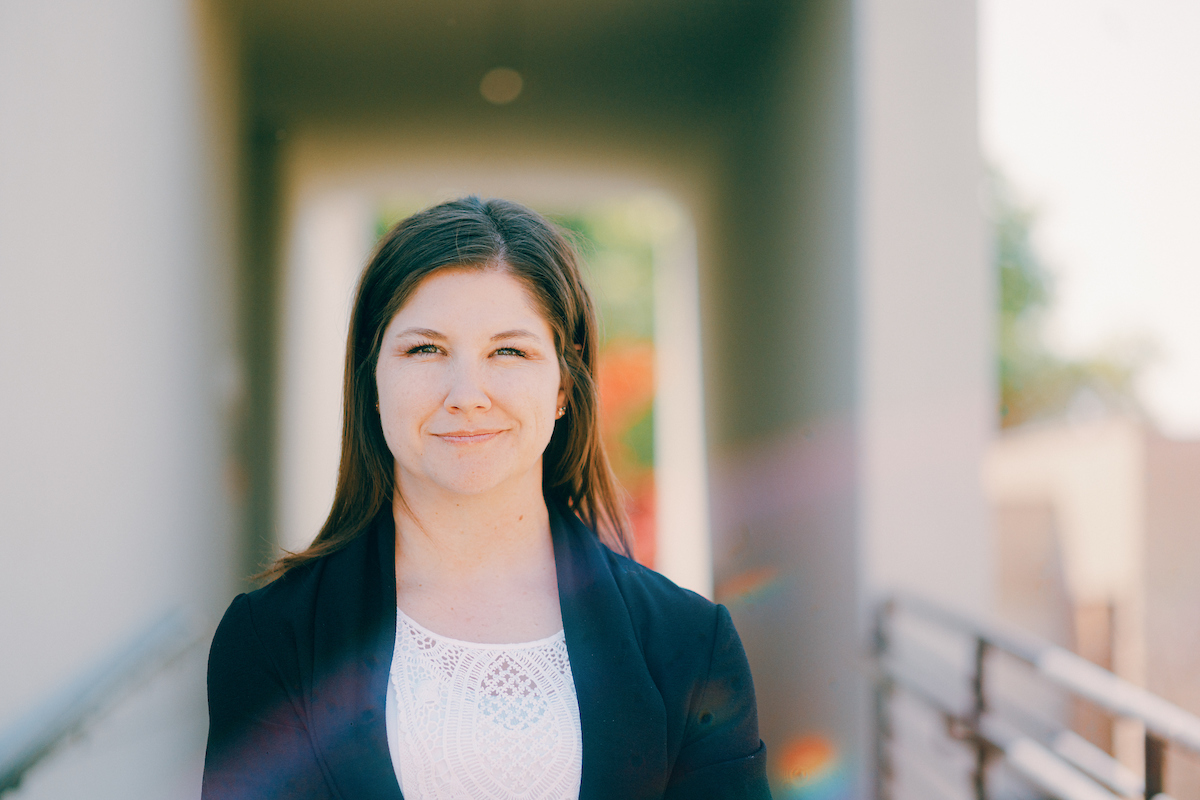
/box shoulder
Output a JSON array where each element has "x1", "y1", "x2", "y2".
[
  {"x1": 594, "y1": 545, "x2": 736, "y2": 683},
  {"x1": 209, "y1": 532, "x2": 370, "y2": 677},
  {"x1": 216, "y1": 523, "x2": 384, "y2": 645},
  {"x1": 552, "y1": 502, "x2": 721, "y2": 654},
  {"x1": 213, "y1": 556, "x2": 319, "y2": 642},
  {"x1": 599, "y1": 546, "x2": 718, "y2": 635},
  {"x1": 205, "y1": 567, "x2": 326, "y2": 758},
  {"x1": 589, "y1": 542, "x2": 767, "y2": 797},
  {"x1": 243, "y1": 557, "x2": 324, "y2": 623},
  {"x1": 208, "y1": 560, "x2": 323, "y2": 691},
  {"x1": 211, "y1": 518, "x2": 395, "y2": 691},
  {"x1": 205, "y1": 563, "x2": 344, "y2": 795}
]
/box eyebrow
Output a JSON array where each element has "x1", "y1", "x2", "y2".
[
  {"x1": 391, "y1": 327, "x2": 544, "y2": 342},
  {"x1": 392, "y1": 327, "x2": 444, "y2": 340},
  {"x1": 490, "y1": 329, "x2": 543, "y2": 342}
]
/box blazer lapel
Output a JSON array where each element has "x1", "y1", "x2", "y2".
[
  {"x1": 552, "y1": 504, "x2": 669, "y2": 800},
  {"x1": 308, "y1": 513, "x2": 405, "y2": 799}
]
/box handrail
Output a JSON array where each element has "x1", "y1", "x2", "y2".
[
  {"x1": 0, "y1": 608, "x2": 201, "y2": 795},
  {"x1": 877, "y1": 592, "x2": 1197, "y2": 800},
  {"x1": 1049, "y1": 729, "x2": 1144, "y2": 798},
  {"x1": 893, "y1": 591, "x2": 1200, "y2": 755},
  {"x1": 880, "y1": 650, "x2": 1124, "y2": 800}
]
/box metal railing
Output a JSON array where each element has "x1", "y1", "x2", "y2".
[
  {"x1": 875, "y1": 593, "x2": 1200, "y2": 800},
  {"x1": 0, "y1": 609, "x2": 201, "y2": 795}
]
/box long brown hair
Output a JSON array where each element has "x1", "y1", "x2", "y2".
[{"x1": 263, "y1": 197, "x2": 630, "y2": 580}]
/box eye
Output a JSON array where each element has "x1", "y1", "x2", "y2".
[
  {"x1": 404, "y1": 342, "x2": 440, "y2": 355},
  {"x1": 494, "y1": 346, "x2": 528, "y2": 357}
]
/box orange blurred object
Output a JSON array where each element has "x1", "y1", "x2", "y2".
[
  {"x1": 596, "y1": 340, "x2": 656, "y2": 566},
  {"x1": 777, "y1": 733, "x2": 839, "y2": 785}
]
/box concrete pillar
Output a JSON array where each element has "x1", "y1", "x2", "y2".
[
  {"x1": 705, "y1": 1, "x2": 988, "y2": 795},
  {"x1": 859, "y1": 0, "x2": 991, "y2": 616}
]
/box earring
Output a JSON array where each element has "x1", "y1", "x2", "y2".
[{"x1": 556, "y1": 406, "x2": 566, "y2": 419}]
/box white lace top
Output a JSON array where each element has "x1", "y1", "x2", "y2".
[{"x1": 385, "y1": 608, "x2": 583, "y2": 800}]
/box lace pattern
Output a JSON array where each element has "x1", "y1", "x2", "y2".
[{"x1": 386, "y1": 608, "x2": 582, "y2": 799}]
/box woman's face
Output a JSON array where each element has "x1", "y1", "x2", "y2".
[{"x1": 375, "y1": 268, "x2": 566, "y2": 502}]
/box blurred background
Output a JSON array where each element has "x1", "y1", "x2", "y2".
[{"x1": 1, "y1": 0, "x2": 1197, "y2": 798}]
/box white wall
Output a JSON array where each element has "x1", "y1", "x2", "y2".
[
  {"x1": 0, "y1": 0, "x2": 239, "y2": 794},
  {"x1": 276, "y1": 189, "x2": 374, "y2": 554}
]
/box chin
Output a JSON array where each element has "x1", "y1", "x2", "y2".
[
  {"x1": 426, "y1": 467, "x2": 519, "y2": 498},
  {"x1": 403, "y1": 455, "x2": 543, "y2": 500}
]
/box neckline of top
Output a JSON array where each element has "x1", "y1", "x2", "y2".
[{"x1": 395, "y1": 606, "x2": 566, "y2": 651}]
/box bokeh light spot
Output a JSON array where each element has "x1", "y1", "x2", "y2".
[{"x1": 480, "y1": 67, "x2": 523, "y2": 104}]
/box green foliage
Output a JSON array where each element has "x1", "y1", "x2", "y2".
[
  {"x1": 551, "y1": 208, "x2": 655, "y2": 344},
  {"x1": 993, "y1": 173, "x2": 1141, "y2": 428},
  {"x1": 621, "y1": 406, "x2": 655, "y2": 468},
  {"x1": 376, "y1": 196, "x2": 436, "y2": 241}
]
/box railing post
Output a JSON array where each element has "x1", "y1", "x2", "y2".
[
  {"x1": 1144, "y1": 731, "x2": 1165, "y2": 799},
  {"x1": 873, "y1": 600, "x2": 895, "y2": 800},
  {"x1": 971, "y1": 637, "x2": 990, "y2": 800}
]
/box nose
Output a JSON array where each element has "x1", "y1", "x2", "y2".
[{"x1": 443, "y1": 358, "x2": 491, "y2": 414}]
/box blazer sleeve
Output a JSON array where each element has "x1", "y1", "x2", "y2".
[
  {"x1": 202, "y1": 593, "x2": 333, "y2": 799},
  {"x1": 665, "y1": 604, "x2": 772, "y2": 800}
]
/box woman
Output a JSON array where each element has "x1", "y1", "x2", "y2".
[{"x1": 203, "y1": 197, "x2": 770, "y2": 799}]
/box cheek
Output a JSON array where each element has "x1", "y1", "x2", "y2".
[
  {"x1": 496, "y1": 367, "x2": 561, "y2": 415},
  {"x1": 376, "y1": 371, "x2": 434, "y2": 443}
]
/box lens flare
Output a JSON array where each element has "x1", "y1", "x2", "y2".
[{"x1": 777, "y1": 733, "x2": 851, "y2": 800}]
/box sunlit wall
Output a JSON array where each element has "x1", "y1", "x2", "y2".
[{"x1": 0, "y1": 0, "x2": 242, "y2": 795}]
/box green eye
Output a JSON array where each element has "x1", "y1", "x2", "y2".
[
  {"x1": 406, "y1": 343, "x2": 438, "y2": 355},
  {"x1": 495, "y1": 347, "x2": 527, "y2": 357}
]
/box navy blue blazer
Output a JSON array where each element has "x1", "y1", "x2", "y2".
[{"x1": 203, "y1": 503, "x2": 771, "y2": 799}]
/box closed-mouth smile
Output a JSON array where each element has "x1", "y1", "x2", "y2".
[{"x1": 434, "y1": 430, "x2": 503, "y2": 444}]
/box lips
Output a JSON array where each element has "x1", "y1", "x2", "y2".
[{"x1": 433, "y1": 430, "x2": 503, "y2": 444}]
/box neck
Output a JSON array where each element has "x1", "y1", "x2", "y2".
[{"x1": 392, "y1": 473, "x2": 553, "y2": 583}]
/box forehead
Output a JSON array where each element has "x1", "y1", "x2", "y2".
[{"x1": 388, "y1": 267, "x2": 554, "y2": 336}]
